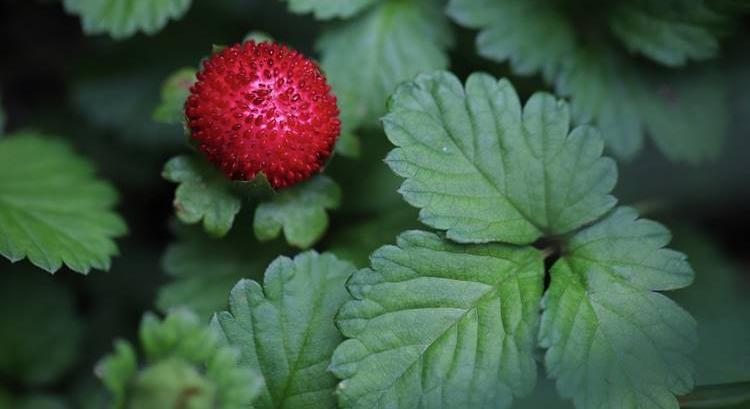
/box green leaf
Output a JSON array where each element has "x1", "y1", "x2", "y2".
[
  {"x1": 157, "y1": 223, "x2": 285, "y2": 320},
  {"x1": 557, "y1": 49, "x2": 728, "y2": 162},
  {"x1": 254, "y1": 175, "x2": 341, "y2": 248},
  {"x1": 330, "y1": 230, "x2": 544, "y2": 409},
  {"x1": 285, "y1": 0, "x2": 379, "y2": 20},
  {"x1": 0, "y1": 133, "x2": 127, "y2": 274},
  {"x1": 317, "y1": 0, "x2": 453, "y2": 131},
  {"x1": 609, "y1": 0, "x2": 726, "y2": 67},
  {"x1": 63, "y1": 0, "x2": 193, "y2": 39},
  {"x1": 98, "y1": 309, "x2": 260, "y2": 409},
  {"x1": 0, "y1": 268, "x2": 83, "y2": 386},
  {"x1": 163, "y1": 155, "x2": 241, "y2": 237},
  {"x1": 212, "y1": 252, "x2": 356, "y2": 409},
  {"x1": 671, "y1": 229, "x2": 750, "y2": 386},
  {"x1": 447, "y1": 0, "x2": 575, "y2": 79},
  {"x1": 384, "y1": 71, "x2": 616, "y2": 245},
  {"x1": 448, "y1": 0, "x2": 733, "y2": 163},
  {"x1": 12, "y1": 396, "x2": 70, "y2": 409},
  {"x1": 539, "y1": 207, "x2": 697, "y2": 409},
  {"x1": 153, "y1": 67, "x2": 196, "y2": 125}
]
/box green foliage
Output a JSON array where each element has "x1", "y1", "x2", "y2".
[
  {"x1": 331, "y1": 71, "x2": 700, "y2": 409},
  {"x1": 212, "y1": 252, "x2": 355, "y2": 409},
  {"x1": 317, "y1": 0, "x2": 453, "y2": 131},
  {"x1": 158, "y1": 223, "x2": 285, "y2": 320},
  {"x1": 254, "y1": 175, "x2": 341, "y2": 248},
  {"x1": 98, "y1": 309, "x2": 260, "y2": 409},
  {"x1": 384, "y1": 71, "x2": 616, "y2": 244},
  {"x1": 163, "y1": 155, "x2": 241, "y2": 237},
  {"x1": 63, "y1": 0, "x2": 193, "y2": 39},
  {"x1": 539, "y1": 207, "x2": 696, "y2": 409},
  {"x1": 153, "y1": 67, "x2": 196, "y2": 125},
  {"x1": 164, "y1": 155, "x2": 340, "y2": 247},
  {"x1": 0, "y1": 132, "x2": 126, "y2": 274},
  {"x1": 0, "y1": 270, "x2": 83, "y2": 386},
  {"x1": 330, "y1": 230, "x2": 544, "y2": 409},
  {"x1": 447, "y1": 0, "x2": 737, "y2": 162},
  {"x1": 284, "y1": 0, "x2": 379, "y2": 20}
]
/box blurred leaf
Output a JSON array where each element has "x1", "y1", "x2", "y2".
[
  {"x1": 447, "y1": 0, "x2": 574, "y2": 78},
  {"x1": 680, "y1": 382, "x2": 750, "y2": 408},
  {"x1": 672, "y1": 230, "x2": 750, "y2": 386},
  {"x1": 539, "y1": 207, "x2": 696, "y2": 409},
  {"x1": 449, "y1": 0, "x2": 734, "y2": 163},
  {"x1": 0, "y1": 132, "x2": 127, "y2": 274},
  {"x1": 328, "y1": 207, "x2": 417, "y2": 267},
  {"x1": 558, "y1": 48, "x2": 728, "y2": 162},
  {"x1": 335, "y1": 130, "x2": 361, "y2": 158},
  {"x1": 98, "y1": 309, "x2": 260, "y2": 409},
  {"x1": 163, "y1": 155, "x2": 241, "y2": 237},
  {"x1": 254, "y1": 175, "x2": 340, "y2": 248},
  {"x1": 243, "y1": 31, "x2": 274, "y2": 43},
  {"x1": 0, "y1": 267, "x2": 83, "y2": 386},
  {"x1": 0, "y1": 93, "x2": 5, "y2": 136},
  {"x1": 158, "y1": 223, "x2": 285, "y2": 320},
  {"x1": 384, "y1": 71, "x2": 616, "y2": 245},
  {"x1": 285, "y1": 0, "x2": 379, "y2": 20},
  {"x1": 317, "y1": 0, "x2": 453, "y2": 131},
  {"x1": 72, "y1": 72, "x2": 184, "y2": 149},
  {"x1": 330, "y1": 230, "x2": 543, "y2": 409},
  {"x1": 610, "y1": 0, "x2": 726, "y2": 67},
  {"x1": 63, "y1": 0, "x2": 193, "y2": 40},
  {"x1": 153, "y1": 67, "x2": 196, "y2": 125},
  {"x1": 213, "y1": 252, "x2": 355, "y2": 409}
]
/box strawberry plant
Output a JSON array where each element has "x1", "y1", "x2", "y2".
[{"x1": 1, "y1": 1, "x2": 749, "y2": 409}]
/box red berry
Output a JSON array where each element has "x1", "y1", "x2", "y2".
[{"x1": 185, "y1": 41, "x2": 340, "y2": 189}]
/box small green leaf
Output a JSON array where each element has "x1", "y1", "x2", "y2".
[
  {"x1": 0, "y1": 268, "x2": 83, "y2": 386},
  {"x1": 63, "y1": 0, "x2": 193, "y2": 39},
  {"x1": 163, "y1": 155, "x2": 241, "y2": 237},
  {"x1": 384, "y1": 71, "x2": 616, "y2": 245},
  {"x1": 212, "y1": 252, "x2": 356, "y2": 409},
  {"x1": 610, "y1": 0, "x2": 726, "y2": 67},
  {"x1": 285, "y1": 0, "x2": 378, "y2": 20},
  {"x1": 98, "y1": 309, "x2": 260, "y2": 409},
  {"x1": 317, "y1": 0, "x2": 453, "y2": 130},
  {"x1": 330, "y1": 230, "x2": 544, "y2": 409},
  {"x1": 158, "y1": 223, "x2": 285, "y2": 320},
  {"x1": 335, "y1": 130, "x2": 361, "y2": 158},
  {"x1": 254, "y1": 175, "x2": 341, "y2": 248},
  {"x1": 0, "y1": 132, "x2": 127, "y2": 274},
  {"x1": 153, "y1": 68, "x2": 196, "y2": 125},
  {"x1": 539, "y1": 207, "x2": 697, "y2": 409}
]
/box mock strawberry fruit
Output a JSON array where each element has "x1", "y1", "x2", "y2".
[{"x1": 185, "y1": 41, "x2": 340, "y2": 189}]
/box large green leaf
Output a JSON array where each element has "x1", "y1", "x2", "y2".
[
  {"x1": 254, "y1": 175, "x2": 341, "y2": 249},
  {"x1": 330, "y1": 230, "x2": 544, "y2": 409},
  {"x1": 0, "y1": 268, "x2": 83, "y2": 386},
  {"x1": 384, "y1": 71, "x2": 616, "y2": 245},
  {"x1": 285, "y1": 0, "x2": 378, "y2": 20},
  {"x1": 212, "y1": 252, "x2": 355, "y2": 409},
  {"x1": 63, "y1": 0, "x2": 193, "y2": 39},
  {"x1": 157, "y1": 223, "x2": 285, "y2": 320},
  {"x1": 317, "y1": 0, "x2": 453, "y2": 131},
  {"x1": 0, "y1": 133, "x2": 126, "y2": 274},
  {"x1": 539, "y1": 207, "x2": 696, "y2": 409},
  {"x1": 162, "y1": 155, "x2": 241, "y2": 237}
]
